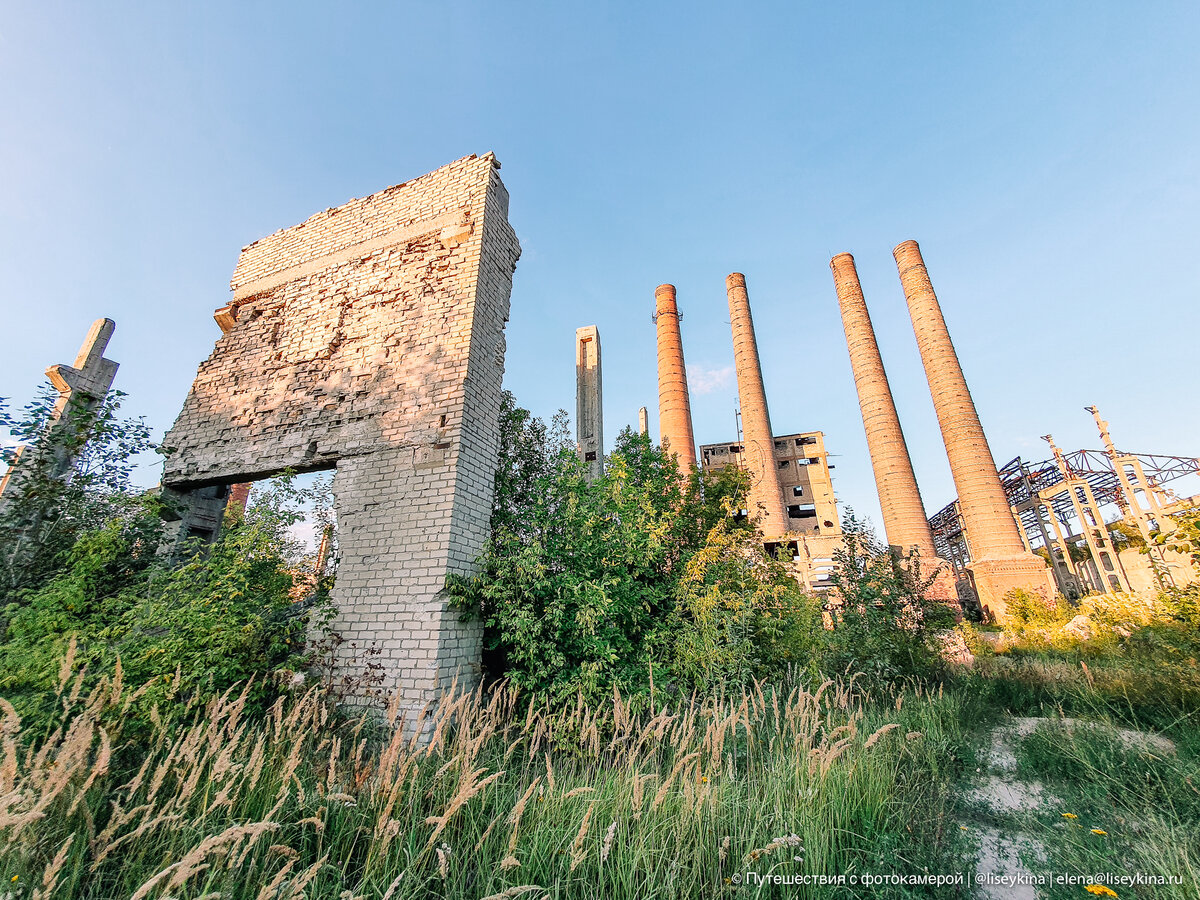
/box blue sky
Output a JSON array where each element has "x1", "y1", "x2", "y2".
[{"x1": 2, "y1": 1, "x2": 1198, "y2": 531}]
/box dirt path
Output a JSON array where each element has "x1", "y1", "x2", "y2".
[
  {"x1": 964, "y1": 719, "x2": 1051, "y2": 899},
  {"x1": 962, "y1": 716, "x2": 1176, "y2": 898}
]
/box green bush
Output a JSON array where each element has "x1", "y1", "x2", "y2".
[
  {"x1": 821, "y1": 514, "x2": 950, "y2": 687},
  {"x1": 0, "y1": 474, "x2": 333, "y2": 733},
  {"x1": 449, "y1": 393, "x2": 821, "y2": 704},
  {"x1": 1004, "y1": 586, "x2": 1066, "y2": 626}
]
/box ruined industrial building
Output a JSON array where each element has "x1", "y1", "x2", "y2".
[{"x1": 4, "y1": 152, "x2": 1199, "y2": 706}]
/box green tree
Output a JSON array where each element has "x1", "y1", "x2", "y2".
[
  {"x1": 450, "y1": 392, "x2": 818, "y2": 703},
  {"x1": 824, "y1": 512, "x2": 950, "y2": 686},
  {"x1": 0, "y1": 385, "x2": 153, "y2": 599}
]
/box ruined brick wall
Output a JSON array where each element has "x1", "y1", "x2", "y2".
[{"x1": 161, "y1": 153, "x2": 520, "y2": 706}]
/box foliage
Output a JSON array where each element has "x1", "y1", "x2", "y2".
[
  {"x1": 672, "y1": 512, "x2": 822, "y2": 690},
  {"x1": 449, "y1": 392, "x2": 815, "y2": 704},
  {"x1": 1004, "y1": 587, "x2": 1068, "y2": 627},
  {"x1": 1157, "y1": 507, "x2": 1200, "y2": 569},
  {"x1": 823, "y1": 512, "x2": 952, "y2": 687},
  {"x1": 0, "y1": 473, "x2": 334, "y2": 731},
  {"x1": 0, "y1": 385, "x2": 154, "y2": 599}
]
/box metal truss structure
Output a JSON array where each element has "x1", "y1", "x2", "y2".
[{"x1": 929, "y1": 449, "x2": 1200, "y2": 569}]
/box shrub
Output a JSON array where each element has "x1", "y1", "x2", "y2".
[
  {"x1": 823, "y1": 513, "x2": 949, "y2": 687},
  {"x1": 0, "y1": 473, "x2": 332, "y2": 732},
  {"x1": 1004, "y1": 587, "x2": 1066, "y2": 627}
]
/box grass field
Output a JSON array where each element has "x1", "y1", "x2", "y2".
[{"x1": 3, "y1": 624, "x2": 1198, "y2": 899}]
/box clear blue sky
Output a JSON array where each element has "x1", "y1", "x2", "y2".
[{"x1": 3, "y1": 1, "x2": 1199, "y2": 530}]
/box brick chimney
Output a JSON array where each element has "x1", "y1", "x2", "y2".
[
  {"x1": 894, "y1": 240, "x2": 1050, "y2": 619},
  {"x1": 726, "y1": 273, "x2": 788, "y2": 538},
  {"x1": 654, "y1": 284, "x2": 697, "y2": 472}
]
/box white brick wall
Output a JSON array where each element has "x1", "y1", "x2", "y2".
[{"x1": 161, "y1": 154, "x2": 520, "y2": 711}]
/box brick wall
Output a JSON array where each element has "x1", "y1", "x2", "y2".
[{"x1": 161, "y1": 153, "x2": 520, "y2": 709}]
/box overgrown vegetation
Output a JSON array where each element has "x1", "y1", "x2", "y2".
[
  {"x1": 0, "y1": 669, "x2": 977, "y2": 899},
  {"x1": 3, "y1": 384, "x2": 1199, "y2": 896},
  {"x1": 0, "y1": 387, "x2": 334, "y2": 736},
  {"x1": 448, "y1": 393, "x2": 829, "y2": 704}
]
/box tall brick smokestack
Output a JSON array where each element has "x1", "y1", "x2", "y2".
[
  {"x1": 831, "y1": 253, "x2": 937, "y2": 558},
  {"x1": 654, "y1": 284, "x2": 697, "y2": 472},
  {"x1": 726, "y1": 273, "x2": 788, "y2": 538},
  {"x1": 893, "y1": 240, "x2": 1050, "y2": 619}
]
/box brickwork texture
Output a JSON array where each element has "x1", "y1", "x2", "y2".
[{"x1": 161, "y1": 153, "x2": 520, "y2": 708}]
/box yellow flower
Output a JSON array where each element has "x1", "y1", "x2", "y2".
[
  {"x1": 1091, "y1": 829, "x2": 1107, "y2": 836},
  {"x1": 701, "y1": 776, "x2": 709, "y2": 783},
  {"x1": 1085, "y1": 885, "x2": 1117, "y2": 897},
  {"x1": 960, "y1": 825, "x2": 968, "y2": 831},
  {"x1": 11, "y1": 875, "x2": 18, "y2": 882},
  {"x1": 1062, "y1": 813, "x2": 1078, "y2": 819}
]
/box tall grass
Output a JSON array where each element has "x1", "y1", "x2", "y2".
[{"x1": 0, "y1": 669, "x2": 970, "y2": 898}]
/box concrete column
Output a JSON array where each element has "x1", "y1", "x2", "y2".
[
  {"x1": 575, "y1": 325, "x2": 604, "y2": 481},
  {"x1": 638, "y1": 406, "x2": 648, "y2": 437},
  {"x1": 654, "y1": 285, "x2": 697, "y2": 472},
  {"x1": 0, "y1": 318, "x2": 120, "y2": 506},
  {"x1": 725, "y1": 273, "x2": 788, "y2": 538},
  {"x1": 893, "y1": 240, "x2": 1051, "y2": 620}
]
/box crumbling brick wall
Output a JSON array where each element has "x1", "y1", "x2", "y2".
[{"x1": 161, "y1": 153, "x2": 520, "y2": 708}]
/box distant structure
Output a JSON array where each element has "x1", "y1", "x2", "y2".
[
  {"x1": 704, "y1": 428, "x2": 845, "y2": 594},
  {"x1": 893, "y1": 240, "x2": 1052, "y2": 619},
  {"x1": 0, "y1": 318, "x2": 120, "y2": 507},
  {"x1": 830, "y1": 253, "x2": 957, "y2": 605},
  {"x1": 158, "y1": 154, "x2": 520, "y2": 710},
  {"x1": 638, "y1": 406, "x2": 648, "y2": 437},
  {"x1": 929, "y1": 426, "x2": 1199, "y2": 596},
  {"x1": 575, "y1": 325, "x2": 604, "y2": 481},
  {"x1": 725, "y1": 273, "x2": 788, "y2": 537},
  {"x1": 654, "y1": 284, "x2": 697, "y2": 471},
  {"x1": 700, "y1": 431, "x2": 840, "y2": 535}
]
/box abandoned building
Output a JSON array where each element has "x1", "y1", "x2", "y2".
[
  {"x1": 157, "y1": 153, "x2": 520, "y2": 712},
  {"x1": 699, "y1": 433, "x2": 839, "y2": 535},
  {"x1": 929, "y1": 424, "x2": 1200, "y2": 598},
  {"x1": 699, "y1": 432, "x2": 843, "y2": 592},
  {"x1": 7, "y1": 149, "x2": 1200, "y2": 708}
]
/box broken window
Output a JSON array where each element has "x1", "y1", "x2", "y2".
[
  {"x1": 778, "y1": 460, "x2": 790, "y2": 469},
  {"x1": 791, "y1": 485, "x2": 804, "y2": 497},
  {"x1": 787, "y1": 504, "x2": 817, "y2": 519}
]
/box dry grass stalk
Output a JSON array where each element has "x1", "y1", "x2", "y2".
[
  {"x1": 424, "y1": 767, "x2": 505, "y2": 848},
  {"x1": 569, "y1": 802, "x2": 595, "y2": 871},
  {"x1": 480, "y1": 886, "x2": 545, "y2": 900},
  {"x1": 651, "y1": 751, "x2": 699, "y2": 810},
  {"x1": 600, "y1": 818, "x2": 617, "y2": 863},
  {"x1": 863, "y1": 723, "x2": 900, "y2": 750},
  {"x1": 505, "y1": 775, "x2": 542, "y2": 855},
  {"x1": 32, "y1": 832, "x2": 74, "y2": 900}
]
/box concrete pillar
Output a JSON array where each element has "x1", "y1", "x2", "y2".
[
  {"x1": 0, "y1": 318, "x2": 120, "y2": 506},
  {"x1": 725, "y1": 273, "x2": 788, "y2": 538},
  {"x1": 654, "y1": 285, "x2": 697, "y2": 472},
  {"x1": 1087, "y1": 405, "x2": 1172, "y2": 586},
  {"x1": 575, "y1": 325, "x2": 604, "y2": 481},
  {"x1": 893, "y1": 240, "x2": 1051, "y2": 620},
  {"x1": 638, "y1": 406, "x2": 648, "y2": 437}
]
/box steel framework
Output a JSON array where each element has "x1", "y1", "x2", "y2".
[{"x1": 929, "y1": 449, "x2": 1200, "y2": 567}]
